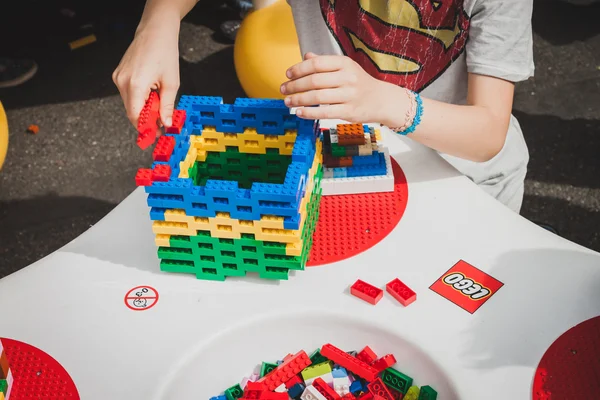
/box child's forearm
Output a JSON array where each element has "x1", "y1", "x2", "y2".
[
  {"x1": 137, "y1": 0, "x2": 199, "y2": 33},
  {"x1": 380, "y1": 79, "x2": 513, "y2": 163}
]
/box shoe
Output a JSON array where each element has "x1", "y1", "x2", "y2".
[
  {"x1": 220, "y1": 20, "x2": 241, "y2": 42},
  {"x1": 0, "y1": 58, "x2": 38, "y2": 89}
]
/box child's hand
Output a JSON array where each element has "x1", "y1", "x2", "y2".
[
  {"x1": 112, "y1": 21, "x2": 180, "y2": 131},
  {"x1": 280, "y1": 53, "x2": 403, "y2": 125}
]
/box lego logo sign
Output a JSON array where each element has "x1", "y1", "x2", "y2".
[
  {"x1": 124, "y1": 286, "x2": 159, "y2": 311},
  {"x1": 430, "y1": 260, "x2": 503, "y2": 313}
]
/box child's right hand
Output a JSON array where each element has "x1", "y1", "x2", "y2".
[{"x1": 112, "y1": 22, "x2": 180, "y2": 131}]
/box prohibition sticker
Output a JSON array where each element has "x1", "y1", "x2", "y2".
[
  {"x1": 124, "y1": 286, "x2": 159, "y2": 311},
  {"x1": 429, "y1": 260, "x2": 503, "y2": 314}
]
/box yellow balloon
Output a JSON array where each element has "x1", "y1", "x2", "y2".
[
  {"x1": 0, "y1": 101, "x2": 8, "y2": 171},
  {"x1": 234, "y1": 0, "x2": 302, "y2": 99}
]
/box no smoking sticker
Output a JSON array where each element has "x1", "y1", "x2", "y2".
[
  {"x1": 430, "y1": 260, "x2": 503, "y2": 314},
  {"x1": 124, "y1": 286, "x2": 159, "y2": 311}
]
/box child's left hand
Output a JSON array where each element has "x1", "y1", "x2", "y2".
[{"x1": 280, "y1": 52, "x2": 401, "y2": 125}]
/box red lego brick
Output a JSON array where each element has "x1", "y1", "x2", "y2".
[
  {"x1": 356, "y1": 346, "x2": 378, "y2": 364},
  {"x1": 350, "y1": 280, "x2": 383, "y2": 305},
  {"x1": 260, "y1": 392, "x2": 289, "y2": 400},
  {"x1": 387, "y1": 387, "x2": 404, "y2": 400},
  {"x1": 368, "y1": 378, "x2": 395, "y2": 400},
  {"x1": 371, "y1": 354, "x2": 397, "y2": 372},
  {"x1": 285, "y1": 375, "x2": 303, "y2": 389},
  {"x1": 137, "y1": 91, "x2": 160, "y2": 150},
  {"x1": 166, "y1": 109, "x2": 187, "y2": 134},
  {"x1": 386, "y1": 278, "x2": 416, "y2": 307},
  {"x1": 152, "y1": 135, "x2": 176, "y2": 162},
  {"x1": 358, "y1": 393, "x2": 374, "y2": 400},
  {"x1": 342, "y1": 394, "x2": 357, "y2": 400},
  {"x1": 152, "y1": 164, "x2": 171, "y2": 182},
  {"x1": 242, "y1": 381, "x2": 265, "y2": 400},
  {"x1": 258, "y1": 350, "x2": 311, "y2": 391},
  {"x1": 135, "y1": 168, "x2": 153, "y2": 186},
  {"x1": 320, "y1": 344, "x2": 378, "y2": 381},
  {"x1": 313, "y1": 377, "x2": 341, "y2": 400}
]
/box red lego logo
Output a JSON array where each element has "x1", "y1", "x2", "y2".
[{"x1": 430, "y1": 260, "x2": 503, "y2": 313}]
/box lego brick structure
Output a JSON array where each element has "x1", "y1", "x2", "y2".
[
  {"x1": 0, "y1": 341, "x2": 13, "y2": 400},
  {"x1": 136, "y1": 96, "x2": 323, "y2": 281},
  {"x1": 320, "y1": 124, "x2": 394, "y2": 196}
]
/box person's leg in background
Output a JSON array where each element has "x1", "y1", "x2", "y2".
[{"x1": 0, "y1": 58, "x2": 37, "y2": 89}]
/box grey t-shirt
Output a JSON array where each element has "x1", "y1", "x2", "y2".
[{"x1": 287, "y1": 0, "x2": 535, "y2": 213}]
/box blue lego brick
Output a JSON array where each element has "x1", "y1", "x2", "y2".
[
  {"x1": 145, "y1": 178, "x2": 193, "y2": 195},
  {"x1": 332, "y1": 367, "x2": 348, "y2": 378},
  {"x1": 350, "y1": 380, "x2": 366, "y2": 394},
  {"x1": 352, "y1": 152, "x2": 382, "y2": 166},
  {"x1": 288, "y1": 383, "x2": 306, "y2": 399},
  {"x1": 333, "y1": 167, "x2": 347, "y2": 178},
  {"x1": 149, "y1": 207, "x2": 166, "y2": 221},
  {"x1": 147, "y1": 193, "x2": 185, "y2": 209},
  {"x1": 209, "y1": 396, "x2": 227, "y2": 400}
]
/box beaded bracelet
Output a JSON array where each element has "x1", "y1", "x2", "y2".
[{"x1": 390, "y1": 88, "x2": 423, "y2": 136}]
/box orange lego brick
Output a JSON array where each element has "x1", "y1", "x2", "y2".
[{"x1": 339, "y1": 156, "x2": 353, "y2": 167}]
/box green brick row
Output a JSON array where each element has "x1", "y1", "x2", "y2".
[
  {"x1": 0, "y1": 379, "x2": 7, "y2": 395},
  {"x1": 159, "y1": 167, "x2": 322, "y2": 281},
  {"x1": 190, "y1": 147, "x2": 292, "y2": 189}
]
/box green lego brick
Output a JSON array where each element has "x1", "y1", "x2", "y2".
[
  {"x1": 0, "y1": 379, "x2": 7, "y2": 395},
  {"x1": 309, "y1": 349, "x2": 328, "y2": 365},
  {"x1": 418, "y1": 385, "x2": 438, "y2": 400},
  {"x1": 224, "y1": 384, "x2": 243, "y2": 400},
  {"x1": 260, "y1": 362, "x2": 278, "y2": 378},
  {"x1": 159, "y1": 166, "x2": 322, "y2": 281},
  {"x1": 301, "y1": 361, "x2": 333, "y2": 381},
  {"x1": 381, "y1": 367, "x2": 413, "y2": 394},
  {"x1": 331, "y1": 143, "x2": 346, "y2": 157}
]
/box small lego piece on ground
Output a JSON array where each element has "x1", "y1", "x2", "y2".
[
  {"x1": 350, "y1": 279, "x2": 384, "y2": 305},
  {"x1": 69, "y1": 34, "x2": 97, "y2": 50},
  {"x1": 386, "y1": 278, "x2": 416, "y2": 307},
  {"x1": 26, "y1": 124, "x2": 39, "y2": 134}
]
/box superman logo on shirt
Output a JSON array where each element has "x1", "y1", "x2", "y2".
[{"x1": 319, "y1": 0, "x2": 471, "y2": 92}]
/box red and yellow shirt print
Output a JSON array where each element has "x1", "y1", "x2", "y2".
[{"x1": 319, "y1": 0, "x2": 471, "y2": 92}]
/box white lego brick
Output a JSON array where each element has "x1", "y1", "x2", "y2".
[
  {"x1": 323, "y1": 167, "x2": 334, "y2": 179},
  {"x1": 5, "y1": 369, "x2": 13, "y2": 400},
  {"x1": 304, "y1": 372, "x2": 334, "y2": 386},
  {"x1": 333, "y1": 376, "x2": 352, "y2": 396},
  {"x1": 301, "y1": 385, "x2": 327, "y2": 400},
  {"x1": 330, "y1": 133, "x2": 338, "y2": 144},
  {"x1": 275, "y1": 383, "x2": 287, "y2": 392},
  {"x1": 321, "y1": 147, "x2": 395, "y2": 196}
]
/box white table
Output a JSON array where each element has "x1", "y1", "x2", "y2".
[{"x1": 1, "y1": 130, "x2": 599, "y2": 399}]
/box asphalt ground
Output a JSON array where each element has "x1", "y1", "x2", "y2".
[{"x1": 0, "y1": 0, "x2": 598, "y2": 277}]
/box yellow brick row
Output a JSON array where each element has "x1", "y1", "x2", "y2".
[
  {"x1": 192, "y1": 127, "x2": 296, "y2": 155},
  {"x1": 157, "y1": 139, "x2": 323, "y2": 255}
]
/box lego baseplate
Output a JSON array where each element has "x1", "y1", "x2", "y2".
[{"x1": 320, "y1": 148, "x2": 395, "y2": 196}]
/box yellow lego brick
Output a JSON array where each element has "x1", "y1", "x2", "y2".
[
  {"x1": 152, "y1": 221, "x2": 194, "y2": 236},
  {"x1": 301, "y1": 361, "x2": 333, "y2": 381},
  {"x1": 223, "y1": 132, "x2": 238, "y2": 147},
  {"x1": 0, "y1": 391, "x2": 4, "y2": 400},
  {"x1": 286, "y1": 242, "x2": 302, "y2": 256},
  {"x1": 239, "y1": 129, "x2": 267, "y2": 154},
  {"x1": 179, "y1": 147, "x2": 198, "y2": 178},
  {"x1": 375, "y1": 127, "x2": 382, "y2": 142},
  {"x1": 155, "y1": 234, "x2": 171, "y2": 247}
]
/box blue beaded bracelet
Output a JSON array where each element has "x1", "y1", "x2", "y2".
[{"x1": 402, "y1": 91, "x2": 423, "y2": 135}]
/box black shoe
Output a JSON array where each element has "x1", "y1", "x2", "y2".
[{"x1": 0, "y1": 58, "x2": 38, "y2": 88}]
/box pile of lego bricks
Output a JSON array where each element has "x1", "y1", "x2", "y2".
[
  {"x1": 135, "y1": 96, "x2": 323, "y2": 281},
  {"x1": 320, "y1": 124, "x2": 394, "y2": 195},
  {"x1": 0, "y1": 341, "x2": 13, "y2": 400},
  {"x1": 210, "y1": 343, "x2": 437, "y2": 400}
]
